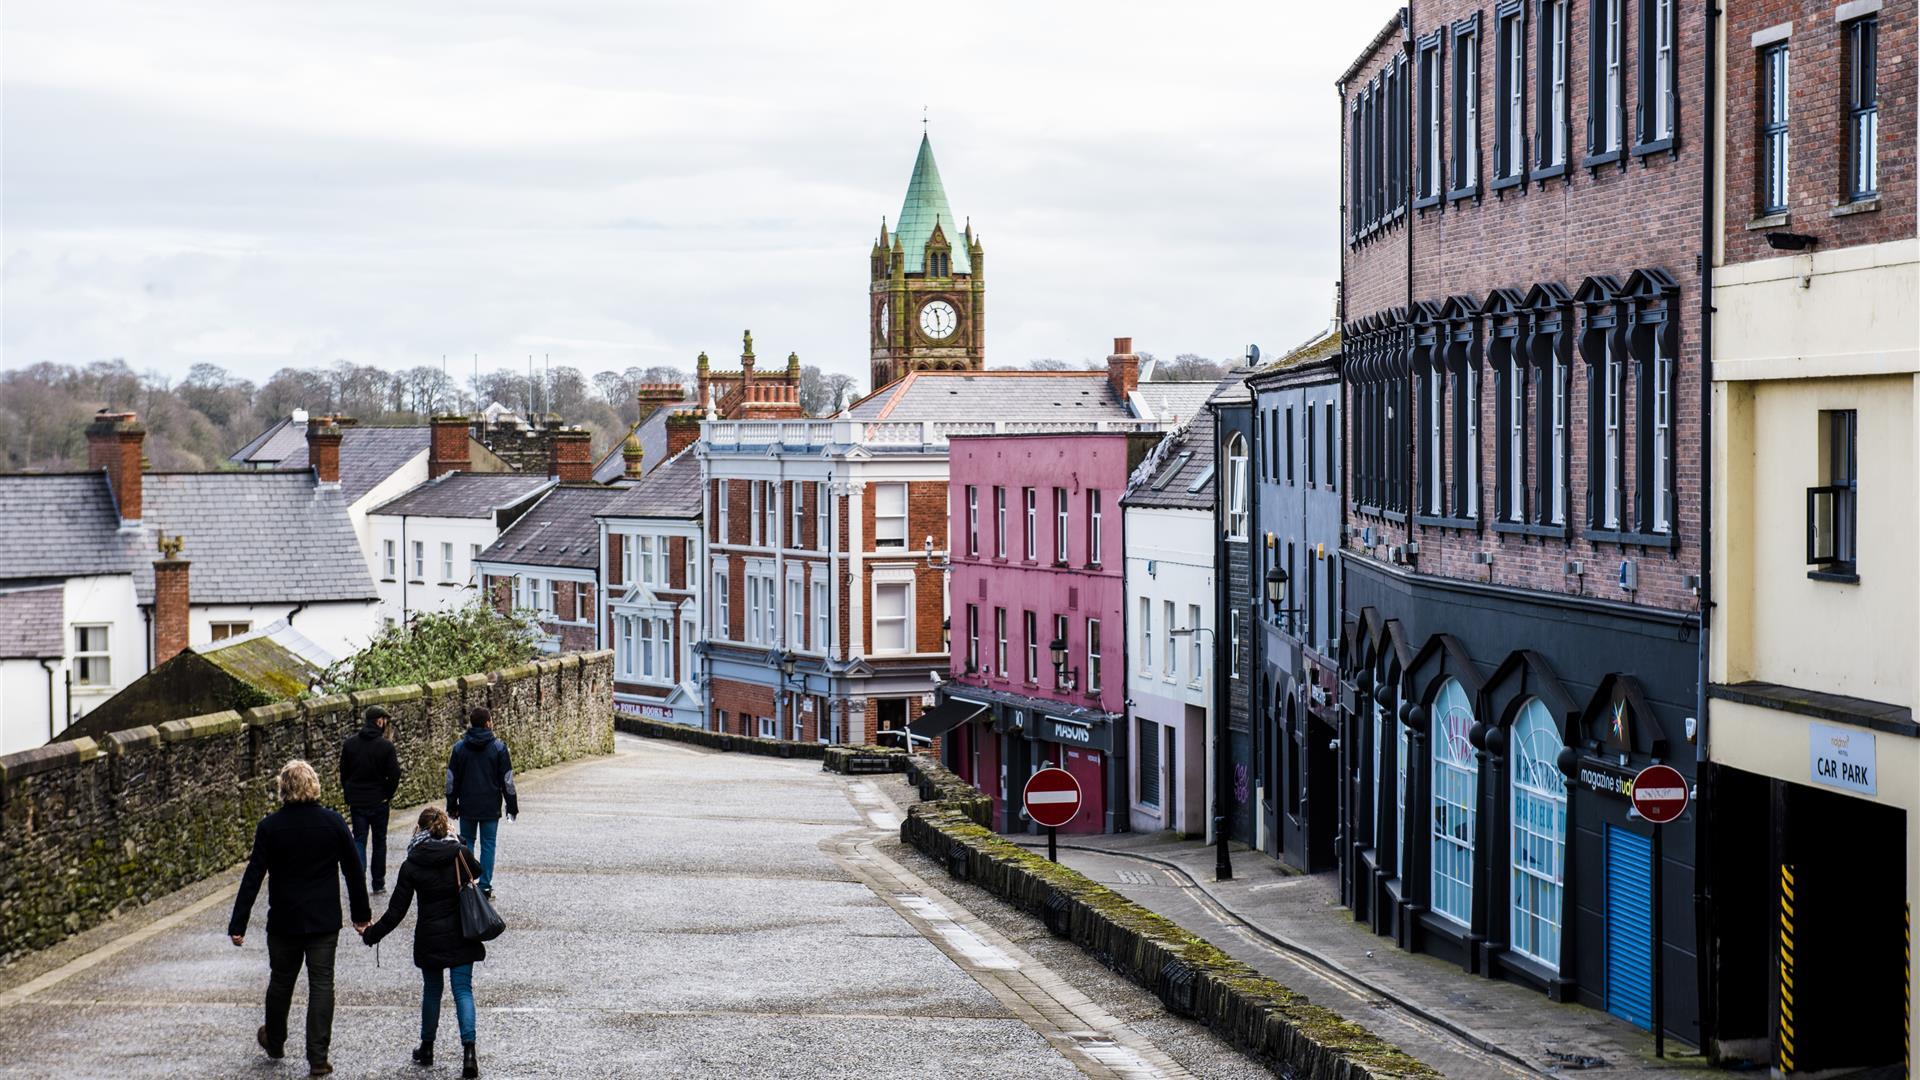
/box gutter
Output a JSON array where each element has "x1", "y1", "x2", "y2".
[{"x1": 38, "y1": 658, "x2": 57, "y2": 741}]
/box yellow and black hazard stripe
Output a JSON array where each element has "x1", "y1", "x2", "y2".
[{"x1": 1780, "y1": 862, "x2": 1796, "y2": 1074}]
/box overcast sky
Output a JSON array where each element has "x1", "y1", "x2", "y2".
[{"x1": 3, "y1": 0, "x2": 1398, "y2": 389}]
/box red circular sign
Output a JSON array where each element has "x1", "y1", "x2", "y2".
[
  {"x1": 1023, "y1": 767, "x2": 1083, "y2": 829},
  {"x1": 1631, "y1": 764, "x2": 1689, "y2": 824}
]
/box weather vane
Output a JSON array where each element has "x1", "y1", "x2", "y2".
[{"x1": 922, "y1": 105, "x2": 927, "y2": 131}]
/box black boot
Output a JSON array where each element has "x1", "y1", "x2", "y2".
[
  {"x1": 411, "y1": 1042, "x2": 433, "y2": 1066},
  {"x1": 462, "y1": 1042, "x2": 478, "y2": 1078}
]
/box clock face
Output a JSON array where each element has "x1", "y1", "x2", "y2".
[
  {"x1": 877, "y1": 302, "x2": 889, "y2": 340},
  {"x1": 919, "y1": 299, "x2": 958, "y2": 340}
]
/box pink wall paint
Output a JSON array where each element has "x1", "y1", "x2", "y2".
[{"x1": 946, "y1": 434, "x2": 1130, "y2": 718}]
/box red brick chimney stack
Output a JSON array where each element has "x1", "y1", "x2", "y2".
[
  {"x1": 152, "y1": 534, "x2": 189, "y2": 663},
  {"x1": 549, "y1": 428, "x2": 595, "y2": 484},
  {"x1": 428, "y1": 415, "x2": 470, "y2": 479},
  {"x1": 634, "y1": 383, "x2": 684, "y2": 421},
  {"x1": 85, "y1": 410, "x2": 145, "y2": 526},
  {"x1": 306, "y1": 416, "x2": 344, "y2": 485},
  {"x1": 1107, "y1": 337, "x2": 1140, "y2": 400}
]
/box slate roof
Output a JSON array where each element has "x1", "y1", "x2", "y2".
[
  {"x1": 229, "y1": 416, "x2": 308, "y2": 466},
  {"x1": 1123, "y1": 405, "x2": 1220, "y2": 511},
  {"x1": 894, "y1": 134, "x2": 972, "y2": 275},
  {"x1": 845, "y1": 371, "x2": 1139, "y2": 423},
  {"x1": 198, "y1": 620, "x2": 334, "y2": 698},
  {"x1": 597, "y1": 445, "x2": 703, "y2": 520},
  {"x1": 0, "y1": 471, "x2": 377, "y2": 604},
  {"x1": 1247, "y1": 327, "x2": 1343, "y2": 387},
  {"x1": 1208, "y1": 368, "x2": 1257, "y2": 406},
  {"x1": 370, "y1": 472, "x2": 556, "y2": 519},
  {"x1": 1134, "y1": 380, "x2": 1219, "y2": 428},
  {"x1": 592, "y1": 399, "x2": 693, "y2": 484},
  {"x1": 0, "y1": 584, "x2": 64, "y2": 658},
  {"x1": 478, "y1": 485, "x2": 620, "y2": 571},
  {"x1": 278, "y1": 426, "x2": 431, "y2": 505}
]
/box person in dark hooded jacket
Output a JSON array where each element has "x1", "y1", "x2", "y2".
[
  {"x1": 445, "y1": 707, "x2": 517, "y2": 897},
  {"x1": 339, "y1": 706, "x2": 402, "y2": 892},
  {"x1": 362, "y1": 805, "x2": 487, "y2": 1078}
]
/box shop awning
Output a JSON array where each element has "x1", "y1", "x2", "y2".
[{"x1": 909, "y1": 697, "x2": 987, "y2": 739}]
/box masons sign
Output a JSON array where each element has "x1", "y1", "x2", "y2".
[
  {"x1": 1809, "y1": 722, "x2": 1876, "y2": 796},
  {"x1": 1039, "y1": 714, "x2": 1111, "y2": 753}
]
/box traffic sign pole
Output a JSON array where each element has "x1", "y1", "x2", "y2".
[
  {"x1": 1023, "y1": 768, "x2": 1082, "y2": 864},
  {"x1": 1048, "y1": 825, "x2": 1057, "y2": 864},
  {"x1": 1629, "y1": 763, "x2": 1687, "y2": 1060}
]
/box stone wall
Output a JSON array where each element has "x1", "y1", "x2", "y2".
[{"x1": 0, "y1": 650, "x2": 614, "y2": 965}]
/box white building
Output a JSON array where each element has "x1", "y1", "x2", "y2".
[
  {"x1": 366, "y1": 472, "x2": 556, "y2": 627},
  {"x1": 596, "y1": 446, "x2": 707, "y2": 727},
  {"x1": 1121, "y1": 408, "x2": 1218, "y2": 838}
]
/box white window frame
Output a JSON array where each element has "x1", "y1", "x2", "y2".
[
  {"x1": 1545, "y1": 0, "x2": 1569, "y2": 167},
  {"x1": 1023, "y1": 487, "x2": 1037, "y2": 560},
  {"x1": 1510, "y1": 698, "x2": 1568, "y2": 970},
  {"x1": 685, "y1": 537, "x2": 697, "y2": 589},
  {"x1": 1508, "y1": 361, "x2": 1526, "y2": 521},
  {"x1": 73, "y1": 624, "x2": 111, "y2": 687},
  {"x1": 1501, "y1": 11, "x2": 1524, "y2": 179},
  {"x1": 1138, "y1": 596, "x2": 1152, "y2": 675},
  {"x1": 763, "y1": 573, "x2": 777, "y2": 643},
  {"x1": 966, "y1": 485, "x2": 980, "y2": 558},
  {"x1": 1053, "y1": 487, "x2": 1070, "y2": 563},
  {"x1": 874, "y1": 483, "x2": 908, "y2": 550},
  {"x1": 1465, "y1": 367, "x2": 1480, "y2": 519},
  {"x1": 871, "y1": 577, "x2": 913, "y2": 654},
  {"x1": 1651, "y1": 0, "x2": 1674, "y2": 141},
  {"x1": 788, "y1": 576, "x2": 805, "y2": 648},
  {"x1": 1652, "y1": 335, "x2": 1672, "y2": 533},
  {"x1": 1602, "y1": 0, "x2": 1623, "y2": 152},
  {"x1": 1604, "y1": 344, "x2": 1623, "y2": 529},
  {"x1": 758, "y1": 715, "x2": 779, "y2": 739},
  {"x1": 995, "y1": 606, "x2": 1008, "y2": 677},
  {"x1": 1431, "y1": 678, "x2": 1477, "y2": 927},
  {"x1": 1551, "y1": 358, "x2": 1567, "y2": 524},
  {"x1": 1087, "y1": 489, "x2": 1103, "y2": 565},
  {"x1": 1053, "y1": 613, "x2": 1070, "y2": 689},
  {"x1": 439, "y1": 542, "x2": 454, "y2": 582},
  {"x1": 1225, "y1": 434, "x2": 1249, "y2": 539},
  {"x1": 1188, "y1": 604, "x2": 1203, "y2": 686},
  {"x1": 966, "y1": 603, "x2": 980, "y2": 672},
  {"x1": 682, "y1": 616, "x2": 696, "y2": 683},
  {"x1": 639, "y1": 535, "x2": 655, "y2": 587},
  {"x1": 816, "y1": 482, "x2": 829, "y2": 552},
  {"x1": 812, "y1": 578, "x2": 829, "y2": 654},
  {"x1": 994, "y1": 486, "x2": 1007, "y2": 557},
  {"x1": 749, "y1": 482, "x2": 763, "y2": 547},
  {"x1": 791, "y1": 480, "x2": 805, "y2": 549},
  {"x1": 383, "y1": 539, "x2": 396, "y2": 578},
  {"x1": 1163, "y1": 600, "x2": 1177, "y2": 678},
  {"x1": 715, "y1": 569, "x2": 730, "y2": 640},
  {"x1": 1228, "y1": 610, "x2": 1241, "y2": 679},
  {"x1": 411, "y1": 540, "x2": 425, "y2": 581},
  {"x1": 1086, "y1": 618, "x2": 1102, "y2": 693},
  {"x1": 1428, "y1": 371, "x2": 1445, "y2": 514},
  {"x1": 1024, "y1": 610, "x2": 1038, "y2": 682}
]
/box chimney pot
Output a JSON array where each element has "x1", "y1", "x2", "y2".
[
  {"x1": 1106, "y1": 338, "x2": 1140, "y2": 400},
  {"x1": 1114, "y1": 337, "x2": 1133, "y2": 355}
]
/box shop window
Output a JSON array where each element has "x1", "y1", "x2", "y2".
[
  {"x1": 1846, "y1": 16, "x2": 1878, "y2": 201},
  {"x1": 1510, "y1": 698, "x2": 1567, "y2": 970},
  {"x1": 1431, "y1": 678, "x2": 1477, "y2": 926},
  {"x1": 1809, "y1": 410, "x2": 1858, "y2": 580}
]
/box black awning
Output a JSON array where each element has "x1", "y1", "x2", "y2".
[{"x1": 909, "y1": 697, "x2": 988, "y2": 738}]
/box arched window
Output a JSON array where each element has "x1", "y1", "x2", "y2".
[
  {"x1": 1510, "y1": 698, "x2": 1567, "y2": 969},
  {"x1": 1225, "y1": 434, "x2": 1249, "y2": 539},
  {"x1": 1431, "y1": 678, "x2": 1477, "y2": 925},
  {"x1": 1371, "y1": 692, "x2": 1387, "y2": 853}
]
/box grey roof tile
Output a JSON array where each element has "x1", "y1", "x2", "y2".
[
  {"x1": 229, "y1": 416, "x2": 306, "y2": 466},
  {"x1": 0, "y1": 584, "x2": 64, "y2": 657},
  {"x1": 370, "y1": 472, "x2": 556, "y2": 519},
  {"x1": 1122, "y1": 378, "x2": 1242, "y2": 511},
  {"x1": 592, "y1": 400, "x2": 693, "y2": 484},
  {"x1": 596, "y1": 446, "x2": 702, "y2": 520},
  {"x1": 278, "y1": 426, "x2": 431, "y2": 505},
  {"x1": 478, "y1": 485, "x2": 621, "y2": 570},
  {"x1": 845, "y1": 371, "x2": 1137, "y2": 423},
  {"x1": 1133, "y1": 380, "x2": 1218, "y2": 428}
]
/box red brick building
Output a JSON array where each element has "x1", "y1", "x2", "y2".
[{"x1": 1334, "y1": 0, "x2": 1710, "y2": 1047}]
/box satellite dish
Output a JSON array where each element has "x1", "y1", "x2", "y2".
[{"x1": 1247, "y1": 344, "x2": 1262, "y2": 365}]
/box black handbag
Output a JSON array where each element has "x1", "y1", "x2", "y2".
[{"x1": 454, "y1": 849, "x2": 506, "y2": 942}]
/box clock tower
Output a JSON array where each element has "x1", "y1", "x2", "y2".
[{"x1": 870, "y1": 134, "x2": 985, "y2": 390}]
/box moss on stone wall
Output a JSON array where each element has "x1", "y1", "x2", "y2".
[{"x1": 0, "y1": 650, "x2": 615, "y2": 965}]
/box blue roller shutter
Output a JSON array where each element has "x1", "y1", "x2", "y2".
[{"x1": 1604, "y1": 824, "x2": 1654, "y2": 1030}]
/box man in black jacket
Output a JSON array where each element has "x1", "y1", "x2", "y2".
[
  {"x1": 339, "y1": 705, "x2": 402, "y2": 893},
  {"x1": 229, "y1": 759, "x2": 371, "y2": 1078},
  {"x1": 446, "y1": 706, "x2": 518, "y2": 898}
]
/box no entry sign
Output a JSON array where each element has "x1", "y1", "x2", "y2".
[
  {"x1": 1023, "y1": 767, "x2": 1083, "y2": 829},
  {"x1": 1631, "y1": 764, "x2": 1689, "y2": 824}
]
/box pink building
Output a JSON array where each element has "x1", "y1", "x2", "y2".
[{"x1": 924, "y1": 430, "x2": 1161, "y2": 834}]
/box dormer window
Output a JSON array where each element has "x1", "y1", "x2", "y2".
[{"x1": 926, "y1": 250, "x2": 950, "y2": 277}]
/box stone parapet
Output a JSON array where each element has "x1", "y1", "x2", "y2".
[{"x1": 0, "y1": 650, "x2": 614, "y2": 964}]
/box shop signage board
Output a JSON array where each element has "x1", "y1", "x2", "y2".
[
  {"x1": 1038, "y1": 714, "x2": 1112, "y2": 753},
  {"x1": 1024, "y1": 767, "x2": 1082, "y2": 862},
  {"x1": 1808, "y1": 723, "x2": 1876, "y2": 796},
  {"x1": 1631, "y1": 764, "x2": 1689, "y2": 824},
  {"x1": 614, "y1": 699, "x2": 674, "y2": 722},
  {"x1": 1575, "y1": 757, "x2": 1638, "y2": 797}
]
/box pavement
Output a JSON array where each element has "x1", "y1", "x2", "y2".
[
  {"x1": 1031, "y1": 831, "x2": 1723, "y2": 1080},
  {"x1": 0, "y1": 737, "x2": 1263, "y2": 1079}
]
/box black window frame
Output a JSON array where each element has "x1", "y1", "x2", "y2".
[
  {"x1": 1623, "y1": 270, "x2": 1679, "y2": 541},
  {"x1": 1493, "y1": 1, "x2": 1529, "y2": 190},
  {"x1": 1412, "y1": 306, "x2": 1446, "y2": 519},
  {"x1": 1632, "y1": 0, "x2": 1679, "y2": 156},
  {"x1": 1448, "y1": 15, "x2": 1484, "y2": 201},
  {"x1": 1523, "y1": 283, "x2": 1575, "y2": 538},
  {"x1": 1487, "y1": 291, "x2": 1529, "y2": 524},
  {"x1": 1416, "y1": 33, "x2": 1446, "y2": 208},
  {"x1": 1578, "y1": 277, "x2": 1628, "y2": 536},
  {"x1": 1584, "y1": 0, "x2": 1629, "y2": 168},
  {"x1": 1285, "y1": 404, "x2": 1296, "y2": 484},
  {"x1": 1808, "y1": 410, "x2": 1858, "y2": 581},
  {"x1": 1534, "y1": 0, "x2": 1571, "y2": 179},
  {"x1": 1845, "y1": 15, "x2": 1879, "y2": 202},
  {"x1": 1759, "y1": 41, "x2": 1790, "y2": 215}
]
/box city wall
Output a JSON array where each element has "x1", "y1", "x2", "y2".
[{"x1": 0, "y1": 650, "x2": 614, "y2": 964}]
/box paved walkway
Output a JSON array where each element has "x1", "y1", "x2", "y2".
[
  {"x1": 1033, "y1": 831, "x2": 1719, "y2": 1080},
  {"x1": 0, "y1": 737, "x2": 1250, "y2": 1079}
]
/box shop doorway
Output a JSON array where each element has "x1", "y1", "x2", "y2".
[
  {"x1": 1306, "y1": 711, "x2": 1338, "y2": 869},
  {"x1": 1604, "y1": 825, "x2": 1655, "y2": 1031},
  {"x1": 875, "y1": 698, "x2": 906, "y2": 747}
]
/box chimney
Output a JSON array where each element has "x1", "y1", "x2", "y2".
[
  {"x1": 429, "y1": 415, "x2": 470, "y2": 479},
  {"x1": 153, "y1": 534, "x2": 189, "y2": 663},
  {"x1": 1107, "y1": 337, "x2": 1140, "y2": 400},
  {"x1": 550, "y1": 428, "x2": 594, "y2": 484},
  {"x1": 665, "y1": 413, "x2": 700, "y2": 460},
  {"x1": 306, "y1": 416, "x2": 345, "y2": 485},
  {"x1": 622, "y1": 430, "x2": 646, "y2": 479},
  {"x1": 86, "y1": 410, "x2": 145, "y2": 526},
  {"x1": 634, "y1": 383, "x2": 684, "y2": 421}
]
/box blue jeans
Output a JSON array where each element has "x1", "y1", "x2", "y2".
[
  {"x1": 420, "y1": 964, "x2": 476, "y2": 1045},
  {"x1": 458, "y1": 817, "x2": 499, "y2": 891}
]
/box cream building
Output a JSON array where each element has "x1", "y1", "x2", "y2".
[{"x1": 1705, "y1": 0, "x2": 1915, "y2": 1070}]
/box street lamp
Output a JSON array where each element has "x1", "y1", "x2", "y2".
[
  {"x1": 1265, "y1": 566, "x2": 1306, "y2": 629},
  {"x1": 1168, "y1": 623, "x2": 1232, "y2": 881}
]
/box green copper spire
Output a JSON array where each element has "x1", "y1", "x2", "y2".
[{"x1": 894, "y1": 134, "x2": 971, "y2": 275}]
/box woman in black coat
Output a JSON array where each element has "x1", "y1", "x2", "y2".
[{"x1": 362, "y1": 806, "x2": 487, "y2": 1078}]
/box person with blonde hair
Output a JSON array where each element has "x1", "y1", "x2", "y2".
[
  {"x1": 229, "y1": 759, "x2": 371, "y2": 1078},
  {"x1": 362, "y1": 805, "x2": 488, "y2": 1078}
]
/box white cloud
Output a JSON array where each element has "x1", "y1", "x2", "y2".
[{"x1": 3, "y1": 0, "x2": 1400, "y2": 388}]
